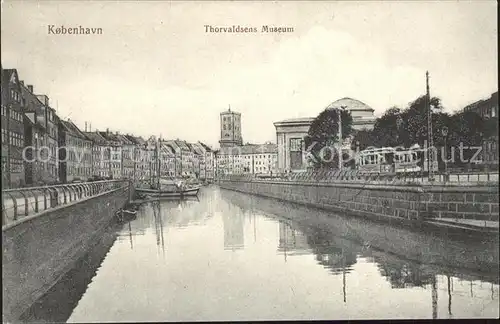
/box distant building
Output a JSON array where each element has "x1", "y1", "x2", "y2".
[
  {"x1": 116, "y1": 134, "x2": 135, "y2": 179},
  {"x1": 274, "y1": 97, "x2": 376, "y2": 172},
  {"x1": 191, "y1": 141, "x2": 215, "y2": 180},
  {"x1": 463, "y1": 91, "x2": 498, "y2": 167},
  {"x1": 175, "y1": 140, "x2": 194, "y2": 177},
  {"x1": 274, "y1": 117, "x2": 313, "y2": 173},
  {"x1": 84, "y1": 130, "x2": 110, "y2": 178},
  {"x1": 161, "y1": 140, "x2": 179, "y2": 177},
  {"x1": 159, "y1": 141, "x2": 176, "y2": 178},
  {"x1": 215, "y1": 143, "x2": 277, "y2": 176},
  {"x1": 146, "y1": 136, "x2": 159, "y2": 180},
  {"x1": 22, "y1": 86, "x2": 59, "y2": 185},
  {"x1": 219, "y1": 106, "x2": 243, "y2": 148},
  {"x1": 199, "y1": 142, "x2": 215, "y2": 181},
  {"x1": 99, "y1": 130, "x2": 123, "y2": 179},
  {"x1": 58, "y1": 119, "x2": 92, "y2": 182},
  {"x1": 463, "y1": 91, "x2": 498, "y2": 119},
  {"x1": 126, "y1": 135, "x2": 148, "y2": 181},
  {"x1": 1, "y1": 68, "x2": 25, "y2": 188},
  {"x1": 34, "y1": 94, "x2": 59, "y2": 183}
]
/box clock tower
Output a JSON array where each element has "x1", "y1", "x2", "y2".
[{"x1": 219, "y1": 105, "x2": 243, "y2": 148}]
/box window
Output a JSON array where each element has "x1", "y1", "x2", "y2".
[{"x1": 290, "y1": 138, "x2": 302, "y2": 152}]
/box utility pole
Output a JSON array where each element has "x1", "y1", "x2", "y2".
[
  {"x1": 108, "y1": 147, "x2": 112, "y2": 178},
  {"x1": 427, "y1": 71, "x2": 435, "y2": 181},
  {"x1": 338, "y1": 107, "x2": 344, "y2": 170}
]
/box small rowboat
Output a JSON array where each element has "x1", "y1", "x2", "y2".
[{"x1": 115, "y1": 208, "x2": 138, "y2": 223}]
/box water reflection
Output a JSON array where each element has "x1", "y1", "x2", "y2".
[
  {"x1": 278, "y1": 220, "x2": 311, "y2": 258},
  {"x1": 20, "y1": 187, "x2": 499, "y2": 322},
  {"x1": 221, "y1": 188, "x2": 499, "y2": 319},
  {"x1": 222, "y1": 211, "x2": 245, "y2": 251}
]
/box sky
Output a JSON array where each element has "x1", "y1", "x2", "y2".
[{"x1": 1, "y1": 1, "x2": 497, "y2": 148}]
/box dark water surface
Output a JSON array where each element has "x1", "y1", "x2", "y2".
[{"x1": 22, "y1": 186, "x2": 499, "y2": 322}]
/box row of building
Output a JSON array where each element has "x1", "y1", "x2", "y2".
[{"x1": 1, "y1": 66, "x2": 218, "y2": 189}]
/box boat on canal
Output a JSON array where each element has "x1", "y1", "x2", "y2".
[
  {"x1": 135, "y1": 136, "x2": 201, "y2": 199},
  {"x1": 136, "y1": 184, "x2": 200, "y2": 198}
]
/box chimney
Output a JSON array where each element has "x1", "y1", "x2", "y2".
[
  {"x1": 20, "y1": 80, "x2": 24, "y2": 86},
  {"x1": 85, "y1": 122, "x2": 87, "y2": 132},
  {"x1": 106, "y1": 128, "x2": 110, "y2": 135},
  {"x1": 89, "y1": 123, "x2": 91, "y2": 131},
  {"x1": 27, "y1": 85, "x2": 33, "y2": 93}
]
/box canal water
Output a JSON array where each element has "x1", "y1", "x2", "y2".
[{"x1": 21, "y1": 186, "x2": 499, "y2": 322}]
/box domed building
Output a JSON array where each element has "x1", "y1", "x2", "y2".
[
  {"x1": 273, "y1": 97, "x2": 376, "y2": 172},
  {"x1": 324, "y1": 97, "x2": 376, "y2": 131}
]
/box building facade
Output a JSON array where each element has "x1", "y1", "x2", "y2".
[
  {"x1": 1, "y1": 68, "x2": 25, "y2": 188},
  {"x1": 84, "y1": 131, "x2": 110, "y2": 178},
  {"x1": 192, "y1": 141, "x2": 214, "y2": 180},
  {"x1": 219, "y1": 107, "x2": 243, "y2": 148},
  {"x1": 216, "y1": 143, "x2": 277, "y2": 176},
  {"x1": 463, "y1": 91, "x2": 499, "y2": 168},
  {"x1": 274, "y1": 98, "x2": 376, "y2": 173},
  {"x1": 22, "y1": 86, "x2": 55, "y2": 185},
  {"x1": 58, "y1": 120, "x2": 92, "y2": 182},
  {"x1": 162, "y1": 144, "x2": 176, "y2": 178},
  {"x1": 99, "y1": 130, "x2": 123, "y2": 179},
  {"x1": 116, "y1": 134, "x2": 135, "y2": 179},
  {"x1": 35, "y1": 94, "x2": 59, "y2": 183},
  {"x1": 127, "y1": 135, "x2": 148, "y2": 181}
]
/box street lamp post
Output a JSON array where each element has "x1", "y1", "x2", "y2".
[
  {"x1": 426, "y1": 71, "x2": 435, "y2": 182},
  {"x1": 442, "y1": 126, "x2": 448, "y2": 179}
]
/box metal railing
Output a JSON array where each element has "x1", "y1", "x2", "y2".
[
  {"x1": 2, "y1": 180, "x2": 130, "y2": 227},
  {"x1": 217, "y1": 170, "x2": 499, "y2": 186}
]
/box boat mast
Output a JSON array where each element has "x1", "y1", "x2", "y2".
[
  {"x1": 180, "y1": 142, "x2": 183, "y2": 177},
  {"x1": 157, "y1": 136, "x2": 161, "y2": 189}
]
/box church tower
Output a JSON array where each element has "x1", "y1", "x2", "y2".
[{"x1": 219, "y1": 105, "x2": 243, "y2": 147}]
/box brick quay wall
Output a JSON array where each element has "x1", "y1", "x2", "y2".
[
  {"x1": 2, "y1": 185, "x2": 130, "y2": 322},
  {"x1": 217, "y1": 178, "x2": 499, "y2": 227}
]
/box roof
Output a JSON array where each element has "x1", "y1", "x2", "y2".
[
  {"x1": 190, "y1": 144, "x2": 205, "y2": 155},
  {"x1": 275, "y1": 117, "x2": 314, "y2": 124},
  {"x1": 60, "y1": 120, "x2": 89, "y2": 140},
  {"x1": 163, "y1": 140, "x2": 180, "y2": 151},
  {"x1": 2, "y1": 69, "x2": 20, "y2": 89},
  {"x1": 116, "y1": 134, "x2": 134, "y2": 145},
  {"x1": 160, "y1": 143, "x2": 176, "y2": 155},
  {"x1": 99, "y1": 131, "x2": 121, "y2": 142},
  {"x1": 198, "y1": 141, "x2": 212, "y2": 152},
  {"x1": 20, "y1": 83, "x2": 45, "y2": 113},
  {"x1": 124, "y1": 134, "x2": 138, "y2": 144},
  {"x1": 83, "y1": 131, "x2": 108, "y2": 144},
  {"x1": 174, "y1": 140, "x2": 190, "y2": 151},
  {"x1": 325, "y1": 97, "x2": 375, "y2": 112},
  {"x1": 23, "y1": 113, "x2": 45, "y2": 130},
  {"x1": 131, "y1": 136, "x2": 147, "y2": 146}
]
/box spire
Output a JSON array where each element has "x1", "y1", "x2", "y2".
[{"x1": 228, "y1": 104, "x2": 231, "y2": 112}]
